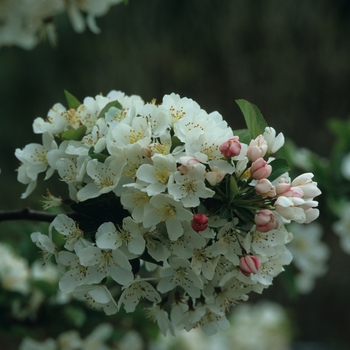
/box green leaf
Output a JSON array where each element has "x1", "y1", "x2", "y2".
[
  {"x1": 236, "y1": 99, "x2": 268, "y2": 139},
  {"x1": 233, "y1": 128, "x2": 251, "y2": 144},
  {"x1": 268, "y1": 158, "x2": 291, "y2": 182},
  {"x1": 98, "y1": 100, "x2": 123, "y2": 119},
  {"x1": 229, "y1": 175, "x2": 239, "y2": 201},
  {"x1": 88, "y1": 146, "x2": 108, "y2": 162},
  {"x1": 64, "y1": 90, "x2": 81, "y2": 109},
  {"x1": 170, "y1": 136, "x2": 184, "y2": 152},
  {"x1": 61, "y1": 125, "x2": 87, "y2": 141}
]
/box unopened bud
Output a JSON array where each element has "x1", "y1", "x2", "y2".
[
  {"x1": 246, "y1": 135, "x2": 268, "y2": 161},
  {"x1": 254, "y1": 209, "x2": 279, "y2": 232},
  {"x1": 255, "y1": 178, "x2": 276, "y2": 197},
  {"x1": 239, "y1": 255, "x2": 261, "y2": 276},
  {"x1": 191, "y1": 213, "x2": 209, "y2": 232},
  {"x1": 250, "y1": 158, "x2": 272, "y2": 180},
  {"x1": 219, "y1": 136, "x2": 241, "y2": 159}
]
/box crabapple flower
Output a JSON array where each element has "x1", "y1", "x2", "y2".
[
  {"x1": 168, "y1": 163, "x2": 215, "y2": 207},
  {"x1": 31, "y1": 232, "x2": 57, "y2": 264},
  {"x1": 120, "y1": 187, "x2": 153, "y2": 223},
  {"x1": 136, "y1": 154, "x2": 177, "y2": 196},
  {"x1": 95, "y1": 217, "x2": 146, "y2": 255},
  {"x1": 49, "y1": 214, "x2": 90, "y2": 253},
  {"x1": 78, "y1": 245, "x2": 134, "y2": 286},
  {"x1": 143, "y1": 194, "x2": 193, "y2": 240},
  {"x1": 118, "y1": 276, "x2": 161, "y2": 313},
  {"x1": 248, "y1": 247, "x2": 293, "y2": 286},
  {"x1": 157, "y1": 257, "x2": 203, "y2": 298},
  {"x1": 77, "y1": 156, "x2": 126, "y2": 201},
  {"x1": 275, "y1": 195, "x2": 320, "y2": 224},
  {"x1": 15, "y1": 132, "x2": 57, "y2": 198},
  {"x1": 263, "y1": 127, "x2": 285, "y2": 153},
  {"x1": 290, "y1": 173, "x2": 322, "y2": 199},
  {"x1": 57, "y1": 251, "x2": 90, "y2": 293}
]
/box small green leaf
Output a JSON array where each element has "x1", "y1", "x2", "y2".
[
  {"x1": 170, "y1": 136, "x2": 184, "y2": 152},
  {"x1": 229, "y1": 175, "x2": 239, "y2": 201},
  {"x1": 233, "y1": 128, "x2": 251, "y2": 144},
  {"x1": 268, "y1": 158, "x2": 290, "y2": 182},
  {"x1": 88, "y1": 146, "x2": 108, "y2": 162},
  {"x1": 236, "y1": 100, "x2": 268, "y2": 139},
  {"x1": 64, "y1": 90, "x2": 81, "y2": 109},
  {"x1": 61, "y1": 125, "x2": 87, "y2": 141},
  {"x1": 98, "y1": 100, "x2": 123, "y2": 119}
]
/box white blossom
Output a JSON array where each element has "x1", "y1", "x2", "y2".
[
  {"x1": 118, "y1": 275, "x2": 161, "y2": 312},
  {"x1": 157, "y1": 257, "x2": 203, "y2": 298}
]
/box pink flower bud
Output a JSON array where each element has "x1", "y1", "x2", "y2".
[
  {"x1": 250, "y1": 158, "x2": 272, "y2": 180},
  {"x1": 276, "y1": 180, "x2": 303, "y2": 198},
  {"x1": 191, "y1": 214, "x2": 209, "y2": 232},
  {"x1": 255, "y1": 178, "x2": 276, "y2": 197},
  {"x1": 246, "y1": 135, "x2": 268, "y2": 162},
  {"x1": 239, "y1": 255, "x2": 261, "y2": 276},
  {"x1": 254, "y1": 209, "x2": 279, "y2": 232},
  {"x1": 219, "y1": 136, "x2": 241, "y2": 159}
]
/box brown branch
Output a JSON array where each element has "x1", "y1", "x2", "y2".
[{"x1": 0, "y1": 208, "x2": 84, "y2": 223}]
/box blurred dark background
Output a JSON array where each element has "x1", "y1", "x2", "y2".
[{"x1": 1, "y1": 0, "x2": 350, "y2": 348}]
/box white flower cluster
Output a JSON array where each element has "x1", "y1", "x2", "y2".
[
  {"x1": 0, "y1": 0, "x2": 123, "y2": 49},
  {"x1": 17, "y1": 91, "x2": 322, "y2": 335}
]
